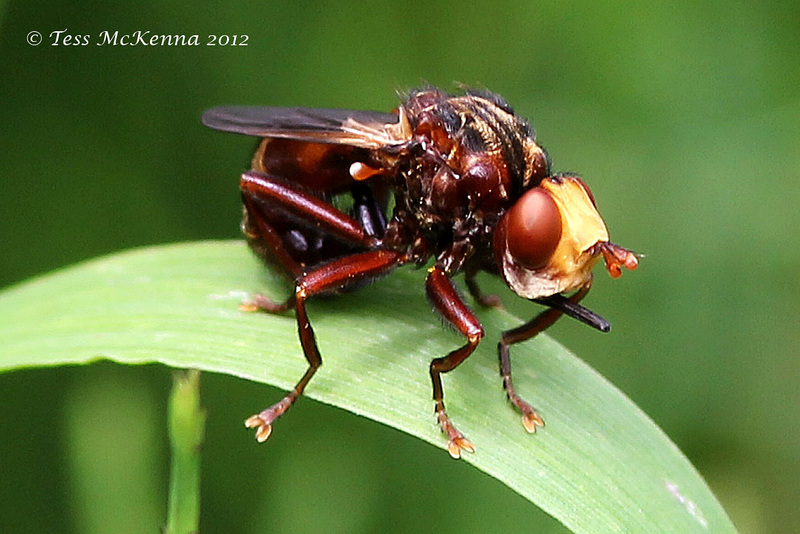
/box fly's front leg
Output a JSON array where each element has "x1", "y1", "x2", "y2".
[
  {"x1": 245, "y1": 249, "x2": 405, "y2": 442},
  {"x1": 498, "y1": 284, "x2": 592, "y2": 433},
  {"x1": 426, "y1": 266, "x2": 484, "y2": 458},
  {"x1": 465, "y1": 264, "x2": 502, "y2": 308}
]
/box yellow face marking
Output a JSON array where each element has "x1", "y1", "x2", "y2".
[{"x1": 542, "y1": 177, "x2": 608, "y2": 272}]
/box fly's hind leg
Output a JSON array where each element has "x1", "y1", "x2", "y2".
[
  {"x1": 245, "y1": 249, "x2": 405, "y2": 442},
  {"x1": 244, "y1": 281, "x2": 319, "y2": 442}
]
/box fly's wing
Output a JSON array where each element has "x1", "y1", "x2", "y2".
[{"x1": 202, "y1": 106, "x2": 409, "y2": 149}]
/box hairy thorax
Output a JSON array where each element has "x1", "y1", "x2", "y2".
[{"x1": 386, "y1": 88, "x2": 550, "y2": 267}]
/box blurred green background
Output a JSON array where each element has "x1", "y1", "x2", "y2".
[{"x1": 1, "y1": 1, "x2": 797, "y2": 532}]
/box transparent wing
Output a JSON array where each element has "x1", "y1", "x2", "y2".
[{"x1": 202, "y1": 106, "x2": 404, "y2": 149}]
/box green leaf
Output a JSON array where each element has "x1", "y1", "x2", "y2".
[
  {"x1": 0, "y1": 241, "x2": 735, "y2": 533},
  {"x1": 165, "y1": 369, "x2": 205, "y2": 534}
]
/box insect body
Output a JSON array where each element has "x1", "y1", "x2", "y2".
[{"x1": 202, "y1": 88, "x2": 638, "y2": 458}]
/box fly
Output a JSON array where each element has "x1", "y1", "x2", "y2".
[{"x1": 202, "y1": 88, "x2": 639, "y2": 458}]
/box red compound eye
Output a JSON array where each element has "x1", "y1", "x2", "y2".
[{"x1": 504, "y1": 187, "x2": 562, "y2": 270}]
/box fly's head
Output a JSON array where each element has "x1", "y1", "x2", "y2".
[{"x1": 494, "y1": 174, "x2": 639, "y2": 300}]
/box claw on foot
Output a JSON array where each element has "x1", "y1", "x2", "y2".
[
  {"x1": 239, "y1": 302, "x2": 260, "y2": 313},
  {"x1": 244, "y1": 414, "x2": 273, "y2": 442},
  {"x1": 504, "y1": 378, "x2": 546, "y2": 434},
  {"x1": 447, "y1": 436, "x2": 476, "y2": 459},
  {"x1": 437, "y1": 407, "x2": 475, "y2": 459},
  {"x1": 239, "y1": 293, "x2": 293, "y2": 314},
  {"x1": 521, "y1": 410, "x2": 545, "y2": 433},
  {"x1": 245, "y1": 396, "x2": 294, "y2": 442},
  {"x1": 509, "y1": 395, "x2": 545, "y2": 433},
  {"x1": 478, "y1": 293, "x2": 503, "y2": 308}
]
